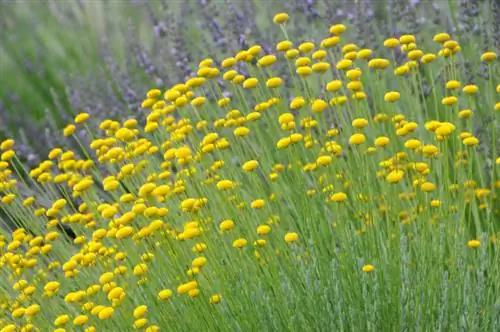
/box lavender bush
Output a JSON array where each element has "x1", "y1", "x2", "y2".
[{"x1": 0, "y1": 0, "x2": 498, "y2": 168}]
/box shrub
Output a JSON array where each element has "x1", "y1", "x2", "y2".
[{"x1": 0, "y1": 9, "x2": 499, "y2": 332}]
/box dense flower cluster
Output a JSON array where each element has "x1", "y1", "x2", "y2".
[
  {"x1": 0, "y1": 13, "x2": 499, "y2": 331},
  {"x1": 2, "y1": 0, "x2": 499, "y2": 168}
]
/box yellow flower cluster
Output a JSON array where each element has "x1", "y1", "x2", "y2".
[{"x1": 0, "y1": 12, "x2": 498, "y2": 331}]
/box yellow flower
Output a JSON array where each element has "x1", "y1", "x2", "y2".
[
  {"x1": 284, "y1": 232, "x2": 298, "y2": 243},
  {"x1": 298, "y1": 42, "x2": 314, "y2": 53},
  {"x1": 312, "y1": 62, "x2": 330, "y2": 73},
  {"x1": 386, "y1": 170, "x2": 404, "y2": 184},
  {"x1": 349, "y1": 133, "x2": 366, "y2": 145},
  {"x1": 188, "y1": 288, "x2": 200, "y2": 297},
  {"x1": 257, "y1": 225, "x2": 271, "y2": 235},
  {"x1": 407, "y1": 49, "x2": 423, "y2": 60},
  {"x1": 368, "y1": 58, "x2": 390, "y2": 69},
  {"x1": 55, "y1": 315, "x2": 70, "y2": 326},
  {"x1": 98, "y1": 307, "x2": 114, "y2": 320},
  {"x1": 223, "y1": 70, "x2": 238, "y2": 81},
  {"x1": 276, "y1": 40, "x2": 293, "y2": 52},
  {"x1": 134, "y1": 318, "x2": 149, "y2": 329},
  {"x1": 191, "y1": 96, "x2": 206, "y2": 108},
  {"x1": 345, "y1": 69, "x2": 361, "y2": 81},
  {"x1": 312, "y1": 50, "x2": 327, "y2": 60},
  {"x1": 248, "y1": 45, "x2": 262, "y2": 56},
  {"x1": 221, "y1": 57, "x2": 236, "y2": 68},
  {"x1": 233, "y1": 238, "x2": 248, "y2": 248},
  {"x1": 107, "y1": 287, "x2": 125, "y2": 301},
  {"x1": 446, "y1": 80, "x2": 461, "y2": 89},
  {"x1": 329, "y1": 24, "x2": 346, "y2": 35},
  {"x1": 242, "y1": 160, "x2": 259, "y2": 172},
  {"x1": 133, "y1": 305, "x2": 148, "y2": 319},
  {"x1": 243, "y1": 78, "x2": 258, "y2": 89},
  {"x1": 323, "y1": 82, "x2": 342, "y2": 96},
  {"x1": 374, "y1": 136, "x2": 390, "y2": 147},
  {"x1": 12, "y1": 307, "x2": 26, "y2": 318},
  {"x1": 357, "y1": 49, "x2": 372, "y2": 59},
  {"x1": 116, "y1": 226, "x2": 134, "y2": 239},
  {"x1": 321, "y1": 36, "x2": 340, "y2": 48},
  {"x1": 463, "y1": 137, "x2": 479, "y2": 146},
  {"x1": 347, "y1": 81, "x2": 362, "y2": 91},
  {"x1": 115, "y1": 128, "x2": 135, "y2": 141},
  {"x1": 144, "y1": 122, "x2": 158, "y2": 133},
  {"x1": 73, "y1": 315, "x2": 89, "y2": 326},
  {"x1": 311, "y1": 99, "x2": 328, "y2": 113},
  {"x1": 74, "y1": 112, "x2": 90, "y2": 124},
  {"x1": 421, "y1": 53, "x2": 436, "y2": 64},
  {"x1": 467, "y1": 240, "x2": 480, "y2": 248},
  {"x1": 192, "y1": 256, "x2": 207, "y2": 267},
  {"x1": 158, "y1": 289, "x2": 173, "y2": 300},
  {"x1": 421, "y1": 182, "x2": 436, "y2": 192},
  {"x1": 286, "y1": 49, "x2": 299, "y2": 59},
  {"x1": 234, "y1": 127, "x2": 250, "y2": 137},
  {"x1": 342, "y1": 44, "x2": 357, "y2": 53},
  {"x1": 251, "y1": 199, "x2": 265, "y2": 209},
  {"x1": 383, "y1": 38, "x2": 400, "y2": 48},
  {"x1": 220, "y1": 219, "x2": 234, "y2": 232},
  {"x1": 141, "y1": 98, "x2": 156, "y2": 108},
  {"x1": 48, "y1": 147, "x2": 62, "y2": 159},
  {"x1": 63, "y1": 124, "x2": 75, "y2": 136},
  {"x1": 399, "y1": 34, "x2": 415, "y2": 44},
  {"x1": 481, "y1": 51, "x2": 497, "y2": 62},
  {"x1": 210, "y1": 294, "x2": 222, "y2": 304},
  {"x1": 133, "y1": 263, "x2": 148, "y2": 276},
  {"x1": 266, "y1": 77, "x2": 283, "y2": 88},
  {"x1": 25, "y1": 304, "x2": 40, "y2": 316},
  {"x1": 317, "y1": 155, "x2": 332, "y2": 166},
  {"x1": 1, "y1": 324, "x2": 16, "y2": 332},
  {"x1": 462, "y1": 85, "x2": 478, "y2": 95},
  {"x1": 336, "y1": 59, "x2": 352, "y2": 70},
  {"x1": 435, "y1": 122, "x2": 455, "y2": 136},
  {"x1": 441, "y1": 96, "x2": 457, "y2": 106},
  {"x1": 457, "y1": 109, "x2": 473, "y2": 120},
  {"x1": 273, "y1": 12, "x2": 289, "y2": 24},
  {"x1": 433, "y1": 32, "x2": 450, "y2": 43},
  {"x1": 296, "y1": 66, "x2": 313, "y2": 76},
  {"x1": 351, "y1": 118, "x2": 368, "y2": 129},
  {"x1": 147, "y1": 88, "x2": 161, "y2": 98},
  {"x1": 235, "y1": 50, "x2": 251, "y2": 62},
  {"x1": 217, "y1": 180, "x2": 235, "y2": 190},
  {"x1": 362, "y1": 264, "x2": 375, "y2": 273},
  {"x1": 330, "y1": 192, "x2": 347, "y2": 202},
  {"x1": 383, "y1": 91, "x2": 400, "y2": 103},
  {"x1": 258, "y1": 55, "x2": 277, "y2": 67}
]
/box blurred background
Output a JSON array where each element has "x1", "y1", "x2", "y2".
[{"x1": 0, "y1": 0, "x2": 498, "y2": 167}]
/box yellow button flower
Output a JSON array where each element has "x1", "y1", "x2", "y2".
[
  {"x1": 284, "y1": 232, "x2": 298, "y2": 243},
  {"x1": 273, "y1": 12, "x2": 289, "y2": 25}
]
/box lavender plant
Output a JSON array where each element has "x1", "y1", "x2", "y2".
[
  {"x1": 0, "y1": 3, "x2": 498, "y2": 330},
  {"x1": 0, "y1": 0, "x2": 498, "y2": 166}
]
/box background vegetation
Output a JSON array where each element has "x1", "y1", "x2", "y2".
[{"x1": 1, "y1": 0, "x2": 498, "y2": 166}]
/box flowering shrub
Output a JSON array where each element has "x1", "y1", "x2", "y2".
[{"x1": 0, "y1": 12, "x2": 499, "y2": 331}]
